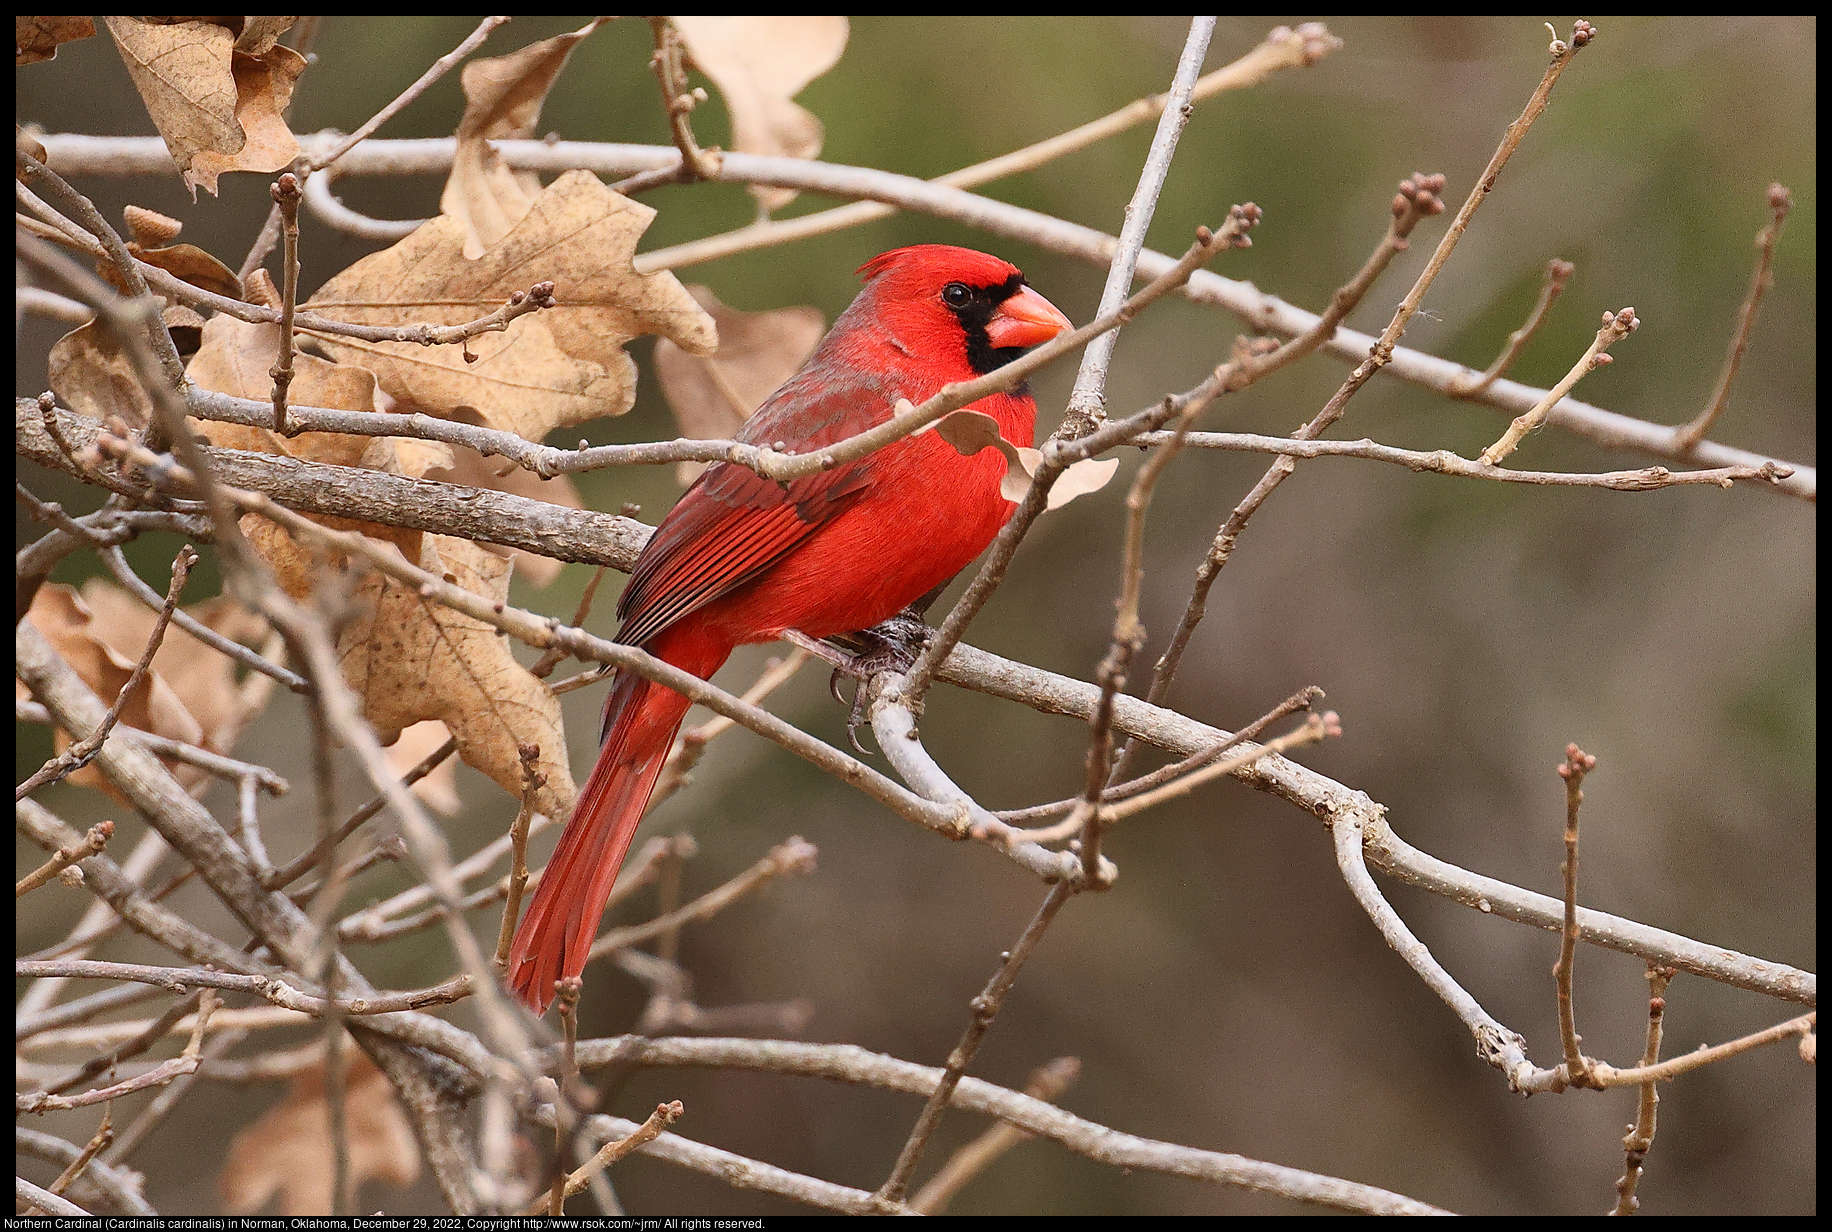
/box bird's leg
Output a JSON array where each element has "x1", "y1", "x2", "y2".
[{"x1": 785, "y1": 605, "x2": 937, "y2": 753}]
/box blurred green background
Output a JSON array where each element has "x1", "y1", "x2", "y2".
[{"x1": 17, "y1": 15, "x2": 1814, "y2": 1217}]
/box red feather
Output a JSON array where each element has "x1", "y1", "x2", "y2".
[{"x1": 507, "y1": 245, "x2": 1071, "y2": 1012}]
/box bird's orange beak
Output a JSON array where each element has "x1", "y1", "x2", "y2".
[{"x1": 985, "y1": 285, "x2": 1072, "y2": 350}]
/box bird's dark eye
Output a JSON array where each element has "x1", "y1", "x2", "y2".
[{"x1": 941, "y1": 282, "x2": 972, "y2": 309}]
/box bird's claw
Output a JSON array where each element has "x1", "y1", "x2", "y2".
[{"x1": 824, "y1": 608, "x2": 936, "y2": 756}]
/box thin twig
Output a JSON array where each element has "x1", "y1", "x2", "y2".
[
  {"x1": 1451, "y1": 258, "x2": 1575, "y2": 397},
  {"x1": 580, "y1": 1035, "x2": 1453, "y2": 1214},
  {"x1": 996, "y1": 686, "x2": 1321, "y2": 825},
  {"x1": 1583, "y1": 1012, "x2": 1814, "y2": 1088},
  {"x1": 651, "y1": 649, "x2": 810, "y2": 808},
  {"x1": 1104, "y1": 175, "x2": 1443, "y2": 784},
  {"x1": 267, "y1": 174, "x2": 302, "y2": 435},
  {"x1": 1480, "y1": 308, "x2": 1638, "y2": 466},
  {"x1": 17, "y1": 821, "x2": 114, "y2": 897},
  {"x1": 1673, "y1": 183, "x2": 1792, "y2": 449},
  {"x1": 311, "y1": 17, "x2": 511, "y2": 176},
  {"x1": 1334, "y1": 808, "x2": 1546, "y2": 1091},
  {"x1": 636, "y1": 23, "x2": 1337, "y2": 272},
  {"x1": 528, "y1": 565, "x2": 609, "y2": 679},
  {"x1": 525, "y1": 1101, "x2": 685, "y2": 1215},
  {"x1": 909, "y1": 1056, "x2": 1080, "y2": 1214},
  {"x1": 15, "y1": 959, "x2": 473, "y2": 1017},
  {"x1": 647, "y1": 18, "x2": 721, "y2": 182},
  {"x1": 45, "y1": 1108, "x2": 114, "y2": 1201},
  {"x1": 97, "y1": 544, "x2": 306, "y2": 693},
  {"x1": 264, "y1": 737, "x2": 457, "y2": 890},
  {"x1": 239, "y1": 16, "x2": 512, "y2": 276},
  {"x1": 1612, "y1": 965, "x2": 1674, "y2": 1215},
  {"x1": 585, "y1": 839, "x2": 819, "y2": 965},
  {"x1": 1098, "y1": 711, "x2": 1338, "y2": 825},
  {"x1": 19, "y1": 990, "x2": 218, "y2": 1114},
  {"x1": 495, "y1": 743, "x2": 545, "y2": 969},
  {"x1": 1138, "y1": 429, "x2": 1789, "y2": 490},
  {"x1": 17, "y1": 1126, "x2": 156, "y2": 1215},
  {"x1": 13, "y1": 146, "x2": 185, "y2": 393},
  {"x1": 1058, "y1": 15, "x2": 1215, "y2": 439},
  {"x1": 876, "y1": 882, "x2": 1074, "y2": 1205},
  {"x1": 1554, "y1": 744, "x2": 1600, "y2": 1087}
]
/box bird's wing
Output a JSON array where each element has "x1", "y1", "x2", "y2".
[{"x1": 614, "y1": 375, "x2": 887, "y2": 648}]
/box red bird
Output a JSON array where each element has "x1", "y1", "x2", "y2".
[{"x1": 508, "y1": 245, "x2": 1071, "y2": 1012}]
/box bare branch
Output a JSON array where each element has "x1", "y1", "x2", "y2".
[{"x1": 1673, "y1": 183, "x2": 1793, "y2": 449}]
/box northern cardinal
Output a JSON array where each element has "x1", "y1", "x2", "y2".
[{"x1": 508, "y1": 245, "x2": 1072, "y2": 1012}]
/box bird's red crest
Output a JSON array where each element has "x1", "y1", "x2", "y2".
[{"x1": 855, "y1": 244, "x2": 1022, "y2": 289}]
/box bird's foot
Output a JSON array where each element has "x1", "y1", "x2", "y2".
[{"x1": 823, "y1": 609, "x2": 935, "y2": 753}]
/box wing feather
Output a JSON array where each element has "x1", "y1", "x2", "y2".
[{"x1": 615, "y1": 371, "x2": 891, "y2": 648}]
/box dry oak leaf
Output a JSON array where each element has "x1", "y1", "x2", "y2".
[
  {"x1": 671, "y1": 15, "x2": 849, "y2": 213},
  {"x1": 338, "y1": 533, "x2": 574, "y2": 821},
  {"x1": 186, "y1": 311, "x2": 450, "y2": 593},
  {"x1": 304, "y1": 170, "x2": 717, "y2": 443},
  {"x1": 48, "y1": 321, "x2": 154, "y2": 431},
  {"x1": 102, "y1": 17, "x2": 305, "y2": 197},
  {"x1": 21, "y1": 582, "x2": 276, "y2": 797},
  {"x1": 442, "y1": 17, "x2": 611, "y2": 260},
  {"x1": 17, "y1": 15, "x2": 95, "y2": 65},
  {"x1": 930, "y1": 408, "x2": 1120, "y2": 509},
  {"x1": 221, "y1": 1053, "x2": 420, "y2": 1216},
  {"x1": 655, "y1": 284, "x2": 824, "y2": 485}
]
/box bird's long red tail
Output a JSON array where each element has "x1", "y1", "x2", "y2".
[{"x1": 508, "y1": 633, "x2": 727, "y2": 1013}]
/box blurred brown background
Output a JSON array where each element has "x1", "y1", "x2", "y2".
[{"x1": 18, "y1": 15, "x2": 1814, "y2": 1216}]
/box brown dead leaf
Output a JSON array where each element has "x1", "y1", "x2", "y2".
[
  {"x1": 103, "y1": 16, "x2": 304, "y2": 197},
  {"x1": 232, "y1": 16, "x2": 296, "y2": 58},
  {"x1": 441, "y1": 18, "x2": 610, "y2": 260},
  {"x1": 671, "y1": 16, "x2": 848, "y2": 213},
  {"x1": 339, "y1": 535, "x2": 574, "y2": 821},
  {"x1": 188, "y1": 313, "x2": 398, "y2": 463},
  {"x1": 17, "y1": 15, "x2": 95, "y2": 65},
  {"x1": 221, "y1": 1053, "x2": 420, "y2": 1216},
  {"x1": 186, "y1": 313, "x2": 446, "y2": 589},
  {"x1": 931, "y1": 408, "x2": 1120, "y2": 510},
  {"x1": 48, "y1": 321, "x2": 155, "y2": 431},
  {"x1": 305, "y1": 170, "x2": 718, "y2": 442},
  {"x1": 119, "y1": 239, "x2": 244, "y2": 303},
  {"x1": 21, "y1": 582, "x2": 275, "y2": 796},
  {"x1": 655, "y1": 285, "x2": 823, "y2": 485}
]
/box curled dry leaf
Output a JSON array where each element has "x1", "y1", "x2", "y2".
[
  {"x1": 305, "y1": 170, "x2": 718, "y2": 442},
  {"x1": 655, "y1": 285, "x2": 824, "y2": 484},
  {"x1": 106, "y1": 239, "x2": 244, "y2": 304},
  {"x1": 16, "y1": 15, "x2": 95, "y2": 65},
  {"x1": 930, "y1": 408, "x2": 1120, "y2": 510},
  {"x1": 101, "y1": 17, "x2": 304, "y2": 198},
  {"x1": 21, "y1": 582, "x2": 275, "y2": 797},
  {"x1": 338, "y1": 535, "x2": 574, "y2": 822},
  {"x1": 671, "y1": 16, "x2": 849, "y2": 213},
  {"x1": 221, "y1": 1053, "x2": 420, "y2": 1216},
  {"x1": 442, "y1": 18, "x2": 610, "y2": 260}
]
